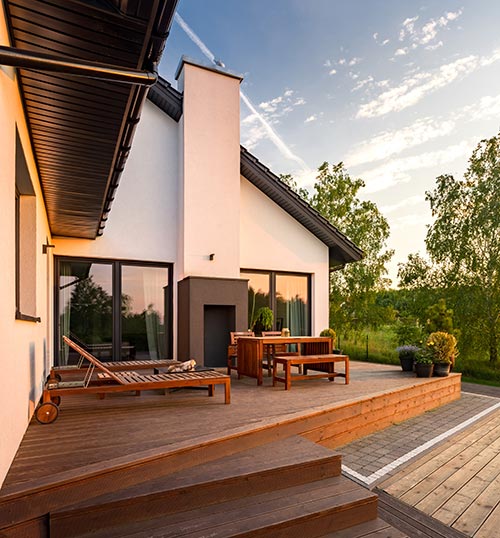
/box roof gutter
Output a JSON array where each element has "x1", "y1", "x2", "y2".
[{"x1": 0, "y1": 46, "x2": 158, "y2": 86}]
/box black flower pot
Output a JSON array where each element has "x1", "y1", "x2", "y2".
[
  {"x1": 399, "y1": 356, "x2": 414, "y2": 372},
  {"x1": 415, "y1": 363, "x2": 434, "y2": 378},
  {"x1": 433, "y1": 362, "x2": 451, "y2": 377}
]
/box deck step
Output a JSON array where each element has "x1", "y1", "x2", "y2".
[
  {"x1": 76, "y1": 475, "x2": 378, "y2": 538},
  {"x1": 319, "y1": 517, "x2": 408, "y2": 537},
  {"x1": 50, "y1": 435, "x2": 342, "y2": 537}
]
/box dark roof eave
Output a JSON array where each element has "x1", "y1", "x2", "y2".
[{"x1": 4, "y1": 0, "x2": 179, "y2": 239}]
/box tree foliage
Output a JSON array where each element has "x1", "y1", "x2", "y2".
[
  {"x1": 424, "y1": 133, "x2": 500, "y2": 363},
  {"x1": 281, "y1": 162, "x2": 394, "y2": 333}
]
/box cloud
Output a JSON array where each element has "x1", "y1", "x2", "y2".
[
  {"x1": 256, "y1": 88, "x2": 306, "y2": 118},
  {"x1": 380, "y1": 195, "x2": 425, "y2": 214},
  {"x1": 352, "y1": 75, "x2": 374, "y2": 92},
  {"x1": 346, "y1": 117, "x2": 456, "y2": 167},
  {"x1": 304, "y1": 115, "x2": 317, "y2": 123},
  {"x1": 329, "y1": 69, "x2": 337, "y2": 76},
  {"x1": 399, "y1": 16, "x2": 419, "y2": 41},
  {"x1": 391, "y1": 212, "x2": 432, "y2": 229},
  {"x1": 395, "y1": 9, "x2": 463, "y2": 55},
  {"x1": 356, "y1": 50, "x2": 500, "y2": 119},
  {"x1": 360, "y1": 140, "x2": 474, "y2": 193},
  {"x1": 347, "y1": 93, "x2": 500, "y2": 169}
]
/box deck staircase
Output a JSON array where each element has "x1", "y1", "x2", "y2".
[{"x1": 43, "y1": 436, "x2": 404, "y2": 538}]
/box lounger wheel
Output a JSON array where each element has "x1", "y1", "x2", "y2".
[
  {"x1": 35, "y1": 402, "x2": 59, "y2": 424},
  {"x1": 46, "y1": 373, "x2": 61, "y2": 382},
  {"x1": 51, "y1": 395, "x2": 61, "y2": 405}
]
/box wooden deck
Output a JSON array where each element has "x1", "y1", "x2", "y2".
[
  {"x1": 0, "y1": 362, "x2": 461, "y2": 535},
  {"x1": 378, "y1": 405, "x2": 500, "y2": 537}
]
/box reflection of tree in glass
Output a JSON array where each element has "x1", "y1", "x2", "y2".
[
  {"x1": 122, "y1": 300, "x2": 164, "y2": 354},
  {"x1": 248, "y1": 287, "x2": 269, "y2": 327},
  {"x1": 69, "y1": 276, "x2": 112, "y2": 343}
]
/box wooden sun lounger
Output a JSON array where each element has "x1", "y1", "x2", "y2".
[
  {"x1": 49, "y1": 358, "x2": 181, "y2": 381},
  {"x1": 35, "y1": 336, "x2": 231, "y2": 424}
]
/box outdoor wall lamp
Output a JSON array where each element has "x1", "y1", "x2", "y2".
[
  {"x1": 42, "y1": 241, "x2": 55, "y2": 254},
  {"x1": 209, "y1": 253, "x2": 215, "y2": 261}
]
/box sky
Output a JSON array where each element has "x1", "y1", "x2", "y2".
[{"x1": 159, "y1": 1, "x2": 500, "y2": 286}]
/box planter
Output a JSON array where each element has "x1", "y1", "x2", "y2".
[
  {"x1": 433, "y1": 362, "x2": 451, "y2": 377},
  {"x1": 399, "y1": 356, "x2": 414, "y2": 372},
  {"x1": 415, "y1": 362, "x2": 434, "y2": 378}
]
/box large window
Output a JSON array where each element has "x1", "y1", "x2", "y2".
[
  {"x1": 241, "y1": 270, "x2": 310, "y2": 335},
  {"x1": 56, "y1": 258, "x2": 172, "y2": 365}
]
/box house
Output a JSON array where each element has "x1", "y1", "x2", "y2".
[{"x1": 0, "y1": 1, "x2": 361, "y2": 488}]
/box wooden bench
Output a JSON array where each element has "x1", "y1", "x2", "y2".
[{"x1": 272, "y1": 354, "x2": 349, "y2": 390}]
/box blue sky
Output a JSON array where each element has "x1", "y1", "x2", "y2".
[{"x1": 160, "y1": 1, "x2": 500, "y2": 285}]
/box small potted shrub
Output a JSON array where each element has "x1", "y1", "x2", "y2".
[
  {"x1": 414, "y1": 348, "x2": 434, "y2": 377},
  {"x1": 251, "y1": 306, "x2": 274, "y2": 336},
  {"x1": 396, "y1": 345, "x2": 419, "y2": 372},
  {"x1": 426, "y1": 331, "x2": 458, "y2": 377},
  {"x1": 319, "y1": 328, "x2": 340, "y2": 353}
]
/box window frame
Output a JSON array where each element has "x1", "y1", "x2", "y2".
[
  {"x1": 240, "y1": 269, "x2": 311, "y2": 334},
  {"x1": 54, "y1": 256, "x2": 173, "y2": 365}
]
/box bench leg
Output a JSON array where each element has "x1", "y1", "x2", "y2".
[
  {"x1": 224, "y1": 380, "x2": 231, "y2": 404},
  {"x1": 285, "y1": 361, "x2": 292, "y2": 390},
  {"x1": 208, "y1": 384, "x2": 214, "y2": 397},
  {"x1": 345, "y1": 359, "x2": 350, "y2": 384}
]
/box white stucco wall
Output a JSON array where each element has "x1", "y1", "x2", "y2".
[
  {"x1": 0, "y1": 8, "x2": 53, "y2": 487},
  {"x1": 240, "y1": 177, "x2": 330, "y2": 334},
  {"x1": 177, "y1": 61, "x2": 241, "y2": 280},
  {"x1": 53, "y1": 100, "x2": 179, "y2": 264}
]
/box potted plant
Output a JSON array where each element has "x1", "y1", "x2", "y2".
[
  {"x1": 320, "y1": 328, "x2": 340, "y2": 353},
  {"x1": 414, "y1": 349, "x2": 434, "y2": 377},
  {"x1": 251, "y1": 306, "x2": 274, "y2": 336},
  {"x1": 426, "y1": 331, "x2": 458, "y2": 377},
  {"x1": 396, "y1": 345, "x2": 419, "y2": 372}
]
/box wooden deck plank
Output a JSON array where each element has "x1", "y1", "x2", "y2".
[
  {"x1": 452, "y1": 471, "x2": 500, "y2": 536},
  {"x1": 400, "y1": 424, "x2": 500, "y2": 506},
  {"x1": 472, "y1": 500, "x2": 500, "y2": 538},
  {"x1": 431, "y1": 452, "x2": 500, "y2": 526},
  {"x1": 383, "y1": 420, "x2": 500, "y2": 498},
  {"x1": 418, "y1": 444, "x2": 500, "y2": 518}
]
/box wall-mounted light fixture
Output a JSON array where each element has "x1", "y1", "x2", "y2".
[
  {"x1": 42, "y1": 240, "x2": 55, "y2": 254},
  {"x1": 209, "y1": 253, "x2": 215, "y2": 261}
]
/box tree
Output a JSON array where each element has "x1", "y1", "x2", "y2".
[
  {"x1": 425, "y1": 132, "x2": 500, "y2": 363},
  {"x1": 282, "y1": 162, "x2": 394, "y2": 332}
]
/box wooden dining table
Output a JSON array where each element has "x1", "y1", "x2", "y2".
[{"x1": 236, "y1": 336, "x2": 333, "y2": 385}]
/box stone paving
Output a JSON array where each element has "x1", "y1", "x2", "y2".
[{"x1": 338, "y1": 382, "x2": 500, "y2": 487}]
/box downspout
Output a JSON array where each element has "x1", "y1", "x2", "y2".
[{"x1": 0, "y1": 46, "x2": 157, "y2": 85}]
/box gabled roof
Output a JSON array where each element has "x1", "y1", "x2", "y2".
[
  {"x1": 2, "y1": 0, "x2": 178, "y2": 239},
  {"x1": 148, "y1": 77, "x2": 363, "y2": 269}
]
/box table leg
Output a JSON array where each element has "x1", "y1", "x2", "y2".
[{"x1": 285, "y1": 361, "x2": 292, "y2": 390}]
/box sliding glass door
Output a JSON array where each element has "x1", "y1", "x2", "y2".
[
  {"x1": 241, "y1": 270, "x2": 310, "y2": 335},
  {"x1": 56, "y1": 257, "x2": 172, "y2": 365},
  {"x1": 121, "y1": 265, "x2": 170, "y2": 361}
]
